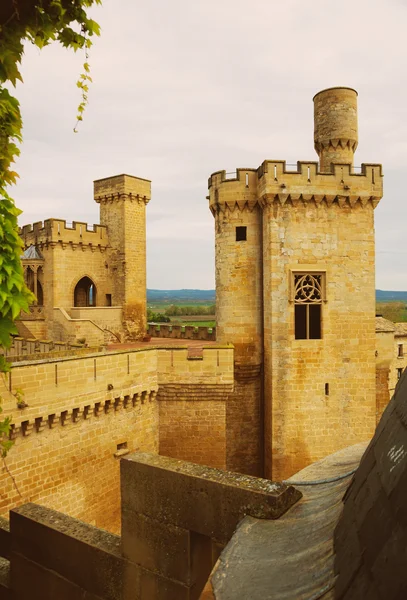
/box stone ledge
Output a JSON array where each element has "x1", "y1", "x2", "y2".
[{"x1": 121, "y1": 453, "x2": 301, "y2": 546}]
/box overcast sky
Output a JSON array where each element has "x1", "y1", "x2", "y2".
[{"x1": 9, "y1": 0, "x2": 407, "y2": 289}]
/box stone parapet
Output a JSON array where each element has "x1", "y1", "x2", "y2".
[
  {"x1": 147, "y1": 323, "x2": 216, "y2": 341},
  {"x1": 257, "y1": 160, "x2": 382, "y2": 207},
  {"x1": 208, "y1": 168, "x2": 258, "y2": 214},
  {"x1": 121, "y1": 453, "x2": 301, "y2": 597},
  {"x1": 94, "y1": 173, "x2": 151, "y2": 204},
  {"x1": 20, "y1": 219, "x2": 108, "y2": 249},
  {"x1": 209, "y1": 162, "x2": 383, "y2": 213}
]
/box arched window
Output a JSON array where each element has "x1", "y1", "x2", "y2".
[
  {"x1": 74, "y1": 277, "x2": 97, "y2": 307},
  {"x1": 293, "y1": 273, "x2": 324, "y2": 340},
  {"x1": 36, "y1": 280, "x2": 44, "y2": 305},
  {"x1": 25, "y1": 266, "x2": 44, "y2": 306},
  {"x1": 25, "y1": 267, "x2": 35, "y2": 292}
]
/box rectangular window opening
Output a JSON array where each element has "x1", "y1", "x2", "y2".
[
  {"x1": 114, "y1": 441, "x2": 129, "y2": 458},
  {"x1": 398, "y1": 344, "x2": 404, "y2": 358},
  {"x1": 397, "y1": 368, "x2": 403, "y2": 380},
  {"x1": 236, "y1": 226, "x2": 247, "y2": 242},
  {"x1": 106, "y1": 294, "x2": 112, "y2": 306},
  {"x1": 325, "y1": 383, "x2": 329, "y2": 396}
]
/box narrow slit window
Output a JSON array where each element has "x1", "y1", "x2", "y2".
[
  {"x1": 398, "y1": 344, "x2": 404, "y2": 358},
  {"x1": 236, "y1": 226, "x2": 247, "y2": 242},
  {"x1": 397, "y1": 368, "x2": 403, "y2": 380},
  {"x1": 293, "y1": 273, "x2": 324, "y2": 340}
]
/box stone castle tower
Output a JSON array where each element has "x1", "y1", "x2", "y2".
[
  {"x1": 209, "y1": 87, "x2": 384, "y2": 479},
  {"x1": 94, "y1": 174, "x2": 150, "y2": 338},
  {"x1": 19, "y1": 174, "x2": 150, "y2": 343}
]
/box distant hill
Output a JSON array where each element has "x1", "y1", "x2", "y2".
[
  {"x1": 147, "y1": 289, "x2": 215, "y2": 304},
  {"x1": 148, "y1": 289, "x2": 407, "y2": 304},
  {"x1": 376, "y1": 290, "x2": 407, "y2": 302}
]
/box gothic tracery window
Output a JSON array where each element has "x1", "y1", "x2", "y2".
[{"x1": 293, "y1": 273, "x2": 324, "y2": 339}]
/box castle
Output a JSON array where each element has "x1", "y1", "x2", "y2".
[
  {"x1": 19, "y1": 174, "x2": 151, "y2": 345},
  {"x1": 1, "y1": 87, "x2": 403, "y2": 536}
]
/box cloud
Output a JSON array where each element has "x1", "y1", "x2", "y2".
[{"x1": 9, "y1": 0, "x2": 407, "y2": 288}]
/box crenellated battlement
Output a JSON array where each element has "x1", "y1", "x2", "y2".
[
  {"x1": 94, "y1": 173, "x2": 151, "y2": 205},
  {"x1": 208, "y1": 168, "x2": 258, "y2": 213},
  {"x1": 257, "y1": 160, "x2": 383, "y2": 206},
  {"x1": 209, "y1": 161, "x2": 383, "y2": 211},
  {"x1": 20, "y1": 218, "x2": 109, "y2": 248}
]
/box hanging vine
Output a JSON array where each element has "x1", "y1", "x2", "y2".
[{"x1": 0, "y1": 0, "x2": 101, "y2": 456}]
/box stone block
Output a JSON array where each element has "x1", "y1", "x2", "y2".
[
  {"x1": 10, "y1": 504, "x2": 123, "y2": 600},
  {"x1": 121, "y1": 510, "x2": 191, "y2": 583},
  {"x1": 0, "y1": 557, "x2": 11, "y2": 600},
  {"x1": 121, "y1": 453, "x2": 301, "y2": 545},
  {"x1": 10, "y1": 553, "x2": 102, "y2": 600},
  {"x1": 0, "y1": 519, "x2": 10, "y2": 560}
]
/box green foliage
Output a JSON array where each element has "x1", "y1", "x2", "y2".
[
  {"x1": 376, "y1": 302, "x2": 407, "y2": 323},
  {"x1": 0, "y1": 0, "x2": 101, "y2": 456},
  {"x1": 164, "y1": 304, "x2": 216, "y2": 317},
  {"x1": 0, "y1": 195, "x2": 34, "y2": 350},
  {"x1": 0, "y1": 399, "x2": 13, "y2": 458},
  {"x1": 147, "y1": 309, "x2": 170, "y2": 323}
]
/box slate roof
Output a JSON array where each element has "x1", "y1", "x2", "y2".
[
  {"x1": 209, "y1": 443, "x2": 367, "y2": 600},
  {"x1": 21, "y1": 245, "x2": 44, "y2": 260},
  {"x1": 333, "y1": 370, "x2": 407, "y2": 598}
]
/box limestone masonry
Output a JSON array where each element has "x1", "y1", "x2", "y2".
[
  {"x1": 209, "y1": 87, "x2": 382, "y2": 478},
  {"x1": 19, "y1": 174, "x2": 150, "y2": 344},
  {"x1": 1, "y1": 87, "x2": 401, "y2": 533}
]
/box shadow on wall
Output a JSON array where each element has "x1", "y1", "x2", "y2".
[{"x1": 334, "y1": 370, "x2": 407, "y2": 599}]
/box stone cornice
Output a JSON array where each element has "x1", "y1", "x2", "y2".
[
  {"x1": 9, "y1": 387, "x2": 158, "y2": 439},
  {"x1": 259, "y1": 193, "x2": 380, "y2": 208},
  {"x1": 33, "y1": 240, "x2": 108, "y2": 252},
  {"x1": 94, "y1": 192, "x2": 150, "y2": 205}
]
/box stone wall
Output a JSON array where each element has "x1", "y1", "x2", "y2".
[
  {"x1": 375, "y1": 319, "x2": 407, "y2": 423},
  {"x1": 52, "y1": 307, "x2": 107, "y2": 346},
  {"x1": 0, "y1": 348, "x2": 159, "y2": 533},
  {"x1": 209, "y1": 171, "x2": 264, "y2": 476},
  {"x1": 0, "y1": 454, "x2": 300, "y2": 600},
  {"x1": 157, "y1": 348, "x2": 234, "y2": 470},
  {"x1": 0, "y1": 346, "x2": 234, "y2": 532},
  {"x1": 147, "y1": 324, "x2": 216, "y2": 341},
  {"x1": 69, "y1": 306, "x2": 123, "y2": 338},
  {"x1": 262, "y1": 199, "x2": 378, "y2": 480},
  {"x1": 15, "y1": 319, "x2": 47, "y2": 340}
]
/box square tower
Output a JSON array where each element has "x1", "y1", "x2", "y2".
[
  {"x1": 209, "y1": 88, "x2": 383, "y2": 479},
  {"x1": 94, "y1": 174, "x2": 151, "y2": 340}
]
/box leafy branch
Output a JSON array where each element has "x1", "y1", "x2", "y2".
[{"x1": 0, "y1": 0, "x2": 101, "y2": 457}]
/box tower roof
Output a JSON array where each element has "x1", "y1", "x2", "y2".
[{"x1": 21, "y1": 244, "x2": 44, "y2": 260}]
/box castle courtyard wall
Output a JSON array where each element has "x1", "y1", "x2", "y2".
[
  {"x1": 0, "y1": 348, "x2": 159, "y2": 533},
  {"x1": 157, "y1": 347, "x2": 234, "y2": 470},
  {"x1": 0, "y1": 346, "x2": 234, "y2": 532}
]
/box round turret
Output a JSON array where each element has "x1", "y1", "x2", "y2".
[{"x1": 313, "y1": 87, "x2": 358, "y2": 172}]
